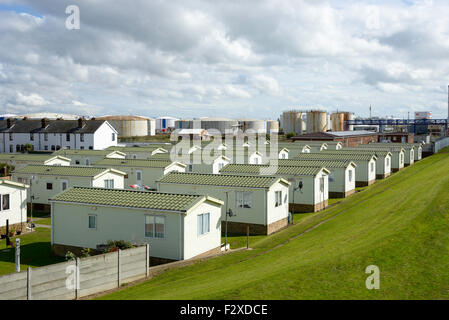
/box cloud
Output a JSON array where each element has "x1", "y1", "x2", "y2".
[{"x1": 0, "y1": 0, "x2": 449, "y2": 119}]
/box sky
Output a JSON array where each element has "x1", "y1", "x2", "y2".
[{"x1": 0, "y1": 0, "x2": 449, "y2": 120}]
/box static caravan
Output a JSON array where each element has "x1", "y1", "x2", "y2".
[
  {"x1": 151, "y1": 150, "x2": 231, "y2": 174},
  {"x1": 367, "y1": 143, "x2": 415, "y2": 166},
  {"x1": 297, "y1": 153, "x2": 377, "y2": 187},
  {"x1": 277, "y1": 159, "x2": 356, "y2": 198},
  {"x1": 277, "y1": 143, "x2": 312, "y2": 157},
  {"x1": 106, "y1": 146, "x2": 168, "y2": 159},
  {"x1": 157, "y1": 172, "x2": 290, "y2": 235},
  {"x1": 0, "y1": 154, "x2": 71, "y2": 170},
  {"x1": 0, "y1": 180, "x2": 28, "y2": 235},
  {"x1": 93, "y1": 158, "x2": 186, "y2": 190},
  {"x1": 50, "y1": 187, "x2": 223, "y2": 263},
  {"x1": 54, "y1": 149, "x2": 126, "y2": 166},
  {"x1": 326, "y1": 149, "x2": 392, "y2": 179},
  {"x1": 357, "y1": 145, "x2": 405, "y2": 172},
  {"x1": 11, "y1": 165, "x2": 126, "y2": 211},
  {"x1": 219, "y1": 164, "x2": 329, "y2": 213}
]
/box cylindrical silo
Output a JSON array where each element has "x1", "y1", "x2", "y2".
[
  {"x1": 344, "y1": 112, "x2": 355, "y2": 131},
  {"x1": 331, "y1": 112, "x2": 345, "y2": 132},
  {"x1": 267, "y1": 120, "x2": 279, "y2": 133},
  {"x1": 147, "y1": 118, "x2": 156, "y2": 136},
  {"x1": 96, "y1": 115, "x2": 149, "y2": 137},
  {"x1": 281, "y1": 111, "x2": 304, "y2": 135},
  {"x1": 237, "y1": 119, "x2": 267, "y2": 133},
  {"x1": 306, "y1": 111, "x2": 327, "y2": 133}
]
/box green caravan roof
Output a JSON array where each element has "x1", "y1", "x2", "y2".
[
  {"x1": 158, "y1": 172, "x2": 289, "y2": 188},
  {"x1": 51, "y1": 187, "x2": 222, "y2": 212},
  {"x1": 219, "y1": 164, "x2": 328, "y2": 176},
  {"x1": 13, "y1": 165, "x2": 125, "y2": 177},
  {"x1": 295, "y1": 152, "x2": 377, "y2": 161},
  {"x1": 93, "y1": 158, "x2": 185, "y2": 168}
]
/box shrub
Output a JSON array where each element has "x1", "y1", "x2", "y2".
[{"x1": 286, "y1": 132, "x2": 296, "y2": 139}]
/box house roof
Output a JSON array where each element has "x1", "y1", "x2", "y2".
[
  {"x1": 50, "y1": 187, "x2": 223, "y2": 212},
  {"x1": 296, "y1": 153, "x2": 377, "y2": 161},
  {"x1": 0, "y1": 179, "x2": 29, "y2": 189},
  {"x1": 106, "y1": 146, "x2": 168, "y2": 153},
  {"x1": 12, "y1": 165, "x2": 126, "y2": 177},
  {"x1": 333, "y1": 149, "x2": 392, "y2": 157},
  {"x1": 219, "y1": 164, "x2": 329, "y2": 176},
  {"x1": 0, "y1": 119, "x2": 108, "y2": 134},
  {"x1": 277, "y1": 159, "x2": 356, "y2": 168},
  {"x1": 93, "y1": 158, "x2": 186, "y2": 168},
  {"x1": 158, "y1": 172, "x2": 289, "y2": 188},
  {"x1": 54, "y1": 149, "x2": 126, "y2": 157},
  {"x1": 0, "y1": 154, "x2": 71, "y2": 163}
]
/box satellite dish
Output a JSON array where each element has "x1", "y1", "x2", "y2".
[
  {"x1": 298, "y1": 181, "x2": 303, "y2": 190},
  {"x1": 227, "y1": 209, "x2": 235, "y2": 217}
]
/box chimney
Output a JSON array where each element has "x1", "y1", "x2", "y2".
[
  {"x1": 41, "y1": 118, "x2": 50, "y2": 128},
  {"x1": 78, "y1": 117, "x2": 86, "y2": 128},
  {"x1": 6, "y1": 118, "x2": 15, "y2": 128}
]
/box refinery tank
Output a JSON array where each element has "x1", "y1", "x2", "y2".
[
  {"x1": 199, "y1": 117, "x2": 239, "y2": 135},
  {"x1": 281, "y1": 111, "x2": 304, "y2": 135},
  {"x1": 267, "y1": 120, "x2": 279, "y2": 133},
  {"x1": 306, "y1": 111, "x2": 328, "y2": 133},
  {"x1": 237, "y1": 119, "x2": 267, "y2": 133},
  {"x1": 156, "y1": 116, "x2": 178, "y2": 133},
  {"x1": 147, "y1": 118, "x2": 156, "y2": 136},
  {"x1": 343, "y1": 112, "x2": 355, "y2": 131},
  {"x1": 97, "y1": 115, "x2": 149, "y2": 137},
  {"x1": 331, "y1": 112, "x2": 345, "y2": 131},
  {"x1": 175, "y1": 119, "x2": 194, "y2": 130}
]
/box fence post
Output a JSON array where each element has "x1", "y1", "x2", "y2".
[
  {"x1": 145, "y1": 244, "x2": 150, "y2": 277},
  {"x1": 26, "y1": 267, "x2": 31, "y2": 300},
  {"x1": 246, "y1": 226, "x2": 249, "y2": 249},
  {"x1": 75, "y1": 257, "x2": 80, "y2": 300},
  {"x1": 117, "y1": 249, "x2": 121, "y2": 288}
]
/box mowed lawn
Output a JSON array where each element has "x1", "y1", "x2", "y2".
[
  {"x1": 99, "y1": 151, "x2": 449, "y2": 300},
  {"x1": 0, "y1": 228, "x2": 64, "y2": 275}
]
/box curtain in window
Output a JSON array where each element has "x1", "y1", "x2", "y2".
[
  {"x1": 145, "y1": 216, "x2": 154, "y2": 237},
  {"x1": 155, "y1": 216, "x2": 165, "y2": 238},
  {"x1": 2, "y1": 194, "x2": 10, "y2": 210}
]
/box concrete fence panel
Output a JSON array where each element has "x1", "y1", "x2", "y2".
[
  {"x1": 0, "y1": 244, "x2": 150, "y2": 300},
  {"x1": 0, "y1": 271, "x2": 28, "y2": 300}
]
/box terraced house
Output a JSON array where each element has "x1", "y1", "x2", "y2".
[
  {"x1": 93, "y1": 158, "x2": 186, "y2": 190},
  {"x1": 219, "y1": 164, "x2": 329, "y2": 213},
  {"x1": 0, "y1": 154, "x2": 71, "y2": 170},
  {"x1": 11, "y1": 165, "x2": 126, "y2": 211},
  {"x1": 0, "y1": 118, "x2": 118, "y2": 152},
  {"x1": 50, "y1": 187, "x2": 224, "y2": 264},
  {"x1": 53, "y1": 149, "x2": 126, "y2": 166},
  {"x1": 157, "y1": 172, "x2": 290, "y2": 235}
]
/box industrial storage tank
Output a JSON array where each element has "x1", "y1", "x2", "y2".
[
  {"x1": 199, "y1": 117, "x2": 239, "y2": 134},
  {"x1": 306, "y1": 111, "x2": 328, "y2": 133},
  {"x1": 331, "y1": 112, "x2": 345, "y2": 131},
  {"x1": 175, "y1": 119, "x2": 194, "y2": 130},
  {"x1": 343, "y1": 112, "x2": 355, "y2": 131},
  {"x1": 267, "y1": 120, "x2": 279, "y2": 133},
  {"x1": 156, "y1": 116, "x2": 178, "y2": 133},
  {"x1": 18, "y1": 112, "x2": 81, "y2": 120},
  {"x1": 147, "y1": 118, "x2": 156, "y2": 136},
  {"x1": 237, "y1": 119, "x2": 267, "y2": 133},
  {"x1": 96, "y1": 115, "x2": 149, "y2": 137},
  {"x1": 281, "y1": 111, "x2": 304, "y2": 135}
]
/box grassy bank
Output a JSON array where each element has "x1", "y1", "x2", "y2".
[{"x1": 98, "y1": 151, "x2": 449, "y2": 299}]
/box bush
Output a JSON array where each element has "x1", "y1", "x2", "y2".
[
  {"x1": 103, "y1": 240, "x2": 135, "y2": 253},
  {"x1": 65, "y1": 251, "x2": 76, "y2": 261},
  {"x1": 286, "y1": 132, "x2": 296, "y2": 139}
]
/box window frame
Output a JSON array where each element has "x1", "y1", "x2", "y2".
[
  {"x1": 144, "y1": 215, "x2": 165, "y2": 239},
  {"x1": 1, "y1": 194, "x2": 10, "y2": 211},
  {"x1": 236, "y1": 191, "x2": 253, "y2": 209},
  {"x1": 197, "y1": 212, "x2": 210, "y2": 236},
  {"x1": 104, "y1": 179, "x2": 114, "y2": 189},
  {"x1": 46, "y1": 182, "x2": 53, "y2": 190},
  {"x1": 275, "y1": 190, "x2": 282, "y2": 207},
  {"x1": 88, "y1": 214, "x2": 97, "y2": 230}
]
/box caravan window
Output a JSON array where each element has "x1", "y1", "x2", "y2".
[{"x1": 236, "y1": 192, "x2": 252, "y2": 209}]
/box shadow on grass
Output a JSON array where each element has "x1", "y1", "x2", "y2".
[{"x1": 0, "y1": 241, "x2": 64, "y2": 268}]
